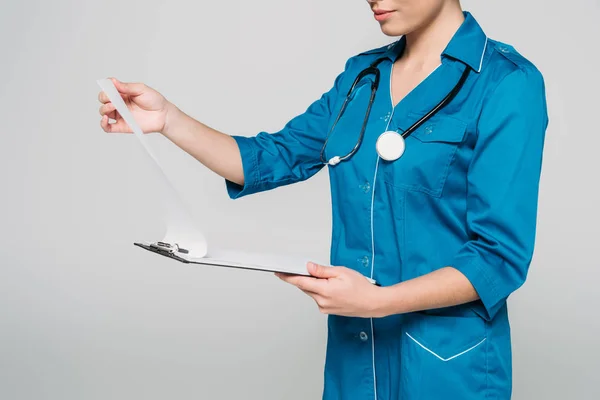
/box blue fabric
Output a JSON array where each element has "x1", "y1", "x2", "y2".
[{"x1": 226, "y1": 11, "x2": 548, "y2": 400}]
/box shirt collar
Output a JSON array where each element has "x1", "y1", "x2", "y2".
[
  {"x1": 442, "y1": 12, "x2": 488, "y2": 73},
  {"x1": 380, "y1": 11, "x2": 488, "y2": 73}
]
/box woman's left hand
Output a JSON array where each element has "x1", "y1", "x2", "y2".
[{"x1": 275, "y1": 262, "x2": 389, "y2": 318}]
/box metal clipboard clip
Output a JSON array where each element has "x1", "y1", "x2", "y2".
[
  {"x1": 135, "y1": 241, "x2": 193, "y2": 263},
  {"x1": 149, "y1": 241, "x2": 189, "y2": 255}
]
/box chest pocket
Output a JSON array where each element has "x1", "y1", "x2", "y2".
[{"x1": 380, "y1": 113, "x2": 467, "y2": 198}]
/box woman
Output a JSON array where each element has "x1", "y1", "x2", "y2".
[{"x1": 98, "y1": 1, "x2": 548, "y2": 399}]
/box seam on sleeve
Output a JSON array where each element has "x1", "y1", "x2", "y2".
[
  {"x1": 459, "y1": 256, "x2": 502, "y2": 305},
  {"x1": 472, "y1": 258, "x2": 501, "y2": 300},
  {"x1": 475, "y1": 67, "x2": 525, "y2": 139},
  {"x1": 249, "y1": 138, "x2": 262, "y2": 185}
]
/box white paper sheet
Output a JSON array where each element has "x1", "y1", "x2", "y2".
[{"x1": 97, "y1": 78, "x2": 208, "y2": 258}]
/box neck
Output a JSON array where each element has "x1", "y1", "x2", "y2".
[{"x1": 403, "y1": 5, "x2": 465, "y2": 67}]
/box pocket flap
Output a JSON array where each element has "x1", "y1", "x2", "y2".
[
  {"x1": 408, "y1": 114, "x2": 467, "y2": 144},
  {"x1": 404, "y1": 311, "x2": 486, "y2": 362}
]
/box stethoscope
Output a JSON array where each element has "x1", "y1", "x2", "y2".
[{"x1": 320, "y1": 56, "x2": 470, "y2": 166}]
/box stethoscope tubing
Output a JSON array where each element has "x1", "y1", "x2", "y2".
[{"x1": 320, "y1": 57, "x2": 470, "y2": 166}]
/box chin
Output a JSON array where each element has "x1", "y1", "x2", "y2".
[
  {"x1": 376, "y1": 12, "x2": 427, "y2": 37},
  {"x1": 377, "y1": 15, "x2": 416, "y2": 37},
  {"x1": 378, "y1": 23, "x2": 408, "y2": 37},
  {"x1": 379, "y1": 24, "x2": 406, "y2": 37}
]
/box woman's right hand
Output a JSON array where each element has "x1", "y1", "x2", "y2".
[
  {"x1": 98, "y1": 78, "x2": 174, "y2": 135},
  {"x1": 98, "y1": 77, "x2": 245, "y2": 186}
]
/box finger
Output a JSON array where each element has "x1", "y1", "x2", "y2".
[
  {"x1": 303, "y1": 291, "x2": 328, "y2": 307},
  {"x1": 98, "y1": 90, "x2": 110, "y2": 104},
  {"x1": 99, "y1": 102, "x2": 116, "y2": 117},
  {"x1": 274, "y1": 272, "x2": 293, "y2": 281},
  {"x1": 278, "y1": 274, "x2": 327, "y2": 294},
  {"x1": 111, "y1": 77, "x2": 145, "y2": 96},
  {"x1": 275, "y1": 274, "x2": 328, "y2": 301},
  {"x1": 106, "y1": 110, "x2": 117, "y2": 121},
  {"x1": 100, "y1": 115, "x2": 131, "y2": 133},
  {"x1": 100, "y1": 115, "x2": 110, "y2": 132},
  {"x1": 300, "y1": 288, "x2": 321, "y2": 299},
  {"x1": 298, "y1": 289, "x2": 329, "y2": 309},
  {"x1": 307, "y1": 262, "x2": 340, "y2": 279}
]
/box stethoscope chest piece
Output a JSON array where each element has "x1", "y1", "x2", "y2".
[
  {"x1": 319, "y1": 56, "x2": 471, "y2": 167},
  {"x1": 376, "y1": 131, "x2": 405, "y2": 161}
]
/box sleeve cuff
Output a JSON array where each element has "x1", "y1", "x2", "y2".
[
  {"x1": 225, "y1": 135, "x2": 262, "y2": 199},
  {"x1": 451, "y1": 253, "x2": 504, "y2": 321}
]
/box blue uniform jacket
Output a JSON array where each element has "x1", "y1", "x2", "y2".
[{"x1": 225, "y1": 11, "x2": 548, "y2": 400}]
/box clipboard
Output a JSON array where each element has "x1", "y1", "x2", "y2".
[
  {"x1": 96, "y1": 78, "x2": 378, "y2": 286},
  {"x1": 133, "y1": 241, "x2": 378, "y2": 285}
]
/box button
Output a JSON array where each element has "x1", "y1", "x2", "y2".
[
  {"x1": 357, "y1": 255, "x2": 370, "y2": 268},
  {"x1": 424, "y1": 125, "x2": 434, "y2": 135},
  {"x1": 359, "y1": 182, "x2": 371, "y2": 193},
  {"x1": 359, "y1": 331, "x2": 369, "y2": 341}
]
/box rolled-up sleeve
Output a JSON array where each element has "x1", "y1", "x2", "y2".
[
  {"x1": 451, "y1": 67, "x2": 549, "y2": 320},
  {"x1": 225, "y1": 58, "x2": 353, "y2": 199}
]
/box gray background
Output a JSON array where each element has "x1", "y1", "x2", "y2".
[{"x1": 0, "y1": 0, "x2": 598, "y2": 399}]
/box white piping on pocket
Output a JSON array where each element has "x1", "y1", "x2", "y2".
[{"x1": 405, "y1": 332, "x2": 486, "y2": 362}]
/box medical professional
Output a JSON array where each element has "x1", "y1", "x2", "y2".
[{"x1": 98, "y1": 1, "x2": 548, "y2": 398}]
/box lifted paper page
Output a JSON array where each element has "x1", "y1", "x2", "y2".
[{"x1": 97, "y1": 78, "x2": 208, "y2": 257}]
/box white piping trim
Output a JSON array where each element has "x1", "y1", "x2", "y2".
[
  {"x1": 390, "y1": 59, "x2": 441, "y2": 107},
  {"x1": 365, "y1": 58, "x2": 398, "y2": 400},
  {"x1": 368, "y1": 129, "x2": 383, "y2": 400},
  {"x1": 370, "y1": 158, "x2": 379, "y2": 280},
  {"x1": 477, "y1": 37, "x2": 489, "y2": 73},
  {"x1": 389, "y1": 53, "x2": 396, "y2": 109},
  {"x1": 405, "y1": 332, "x2": 487, "y2": 362},
  {"x1": 425, "y1": 63, "x2": 442, "y2": 80},
  {"x1": 370, "y1": 318, "x2": 377, "y2": 400},
  {"x1": 368, "y1": 159, "x2": 379, "y2": 399},
  {"x1": 370, "y1": 59, "x2": 396, "y2": 281}
]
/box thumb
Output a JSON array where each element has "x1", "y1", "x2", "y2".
[
  {"x1": 307, "y1": 262, "x2": 339, "y2": 279},
  {"x1": 111, "y1": 77, "x2": 145, "y2": 96}
]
